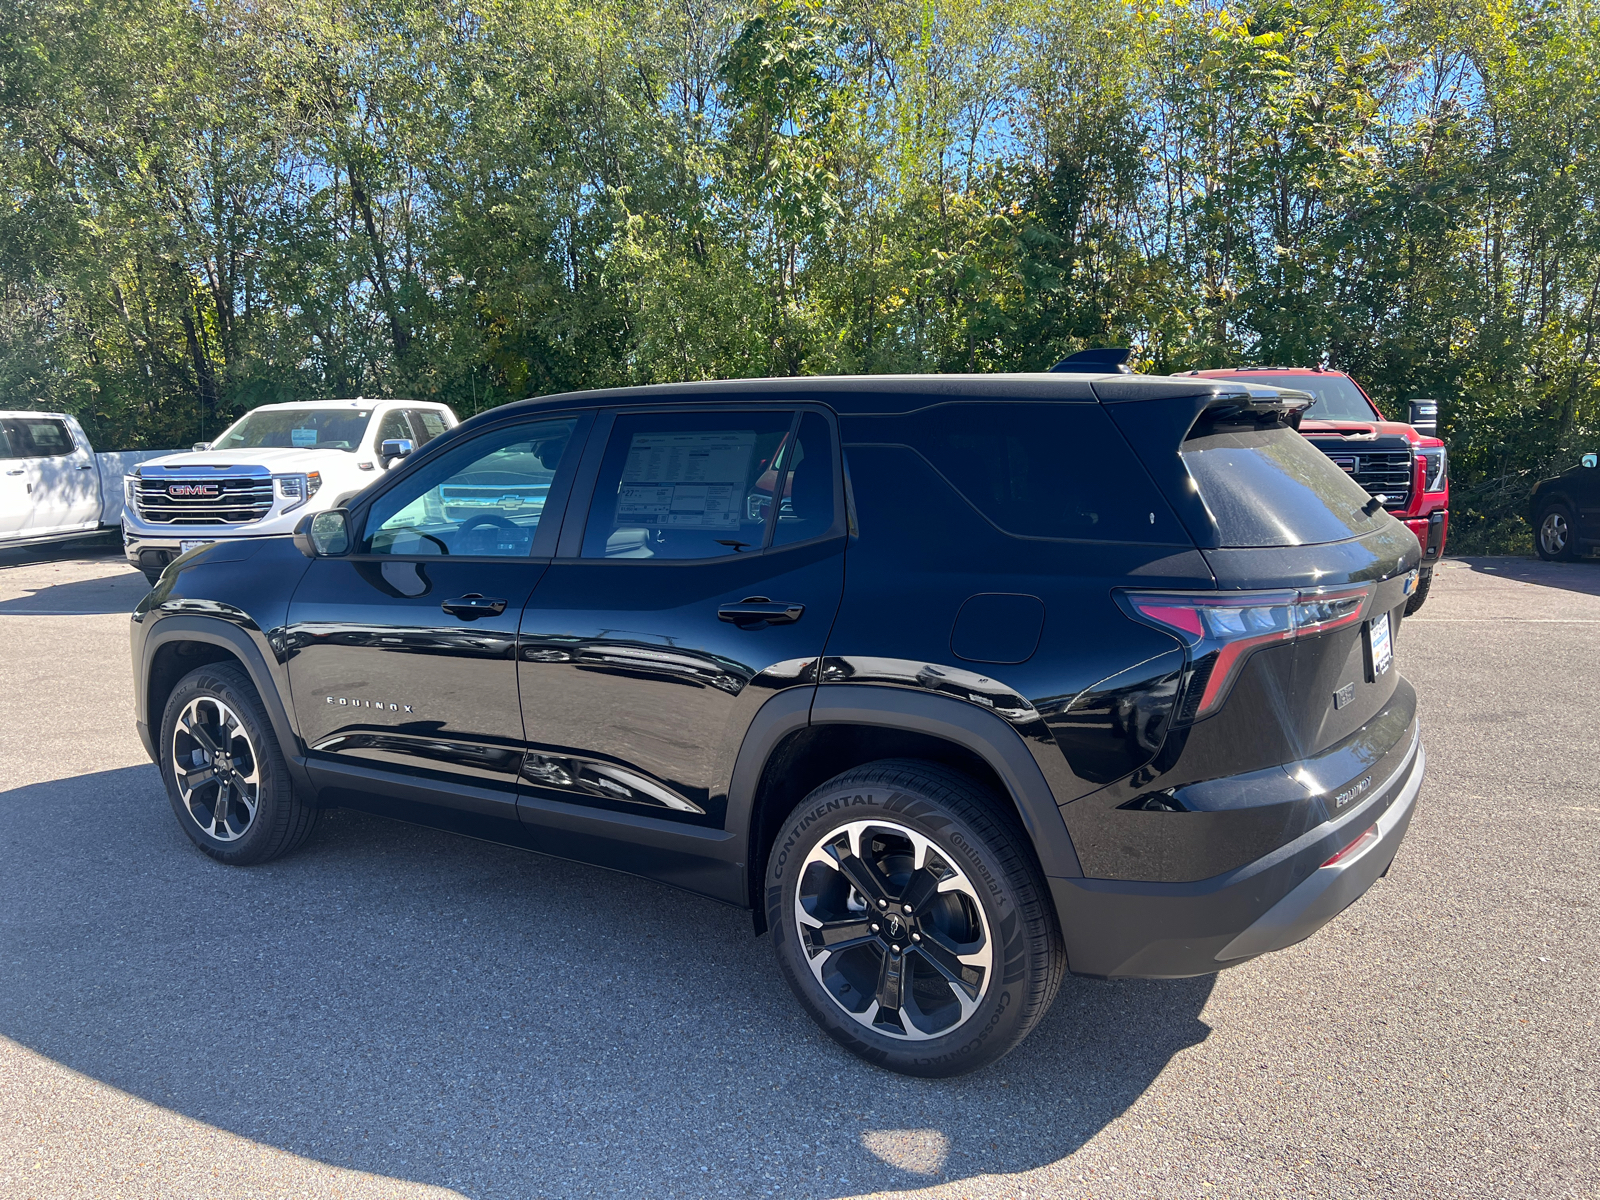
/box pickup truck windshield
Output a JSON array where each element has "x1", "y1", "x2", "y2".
[
  {"x1": 213, "y1": 408, "x2": 373, "y2": 452},
  {"x1": 1208, "y1": 375, "x2": 1378, "y2": 421}
]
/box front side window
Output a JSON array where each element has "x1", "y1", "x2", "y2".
[
  {"x1": 363, "y1": 417, "x2": 578, "y2": 557},
  {"x1": 214, "y1": 407, "x2": 372, "y2": 452},
  {"x1": 375, "y1": 410, "x2": 411, "y2": 446},
  {"x1": 1, "y1": 418, "x2": 75, "y2": 458},
  {"x1": 581, "y1": 410, "x2": 803, "y2": 559}
]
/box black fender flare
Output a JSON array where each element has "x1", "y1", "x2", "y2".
[
  {"x1": 139, "y1": 614, "x2": 314, "y2": 795},
  {"x1": 728, "y1": 682, "x2": 1083, "y2": 910}
]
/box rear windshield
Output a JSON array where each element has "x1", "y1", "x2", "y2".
[
  {"x1": 1181, "y1": 425, "x2": 1380, "y2": 547},
  {"x1": 1206, "y1": 374, "x2": 1377, "y2": 421},
  {"x1": 213, "y1": 407, "x2": 373, "y2": 452}
]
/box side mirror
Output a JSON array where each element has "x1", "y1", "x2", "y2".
[
  {"x1": 379, "y1": 438, "x2": 414, "y2": 469},
  {"x1": 192, "y1": 442, "x2": 211, "y2": 452},
  {"x1": 1407, "y1": 400, "x2": 1438, "y2": 437},
  {"x1": 1583, "y1": 453, "x2": 1597, "y2": 469},
  {"x1": 293, "y1": 509, "x2": 351, "y2": 559}
]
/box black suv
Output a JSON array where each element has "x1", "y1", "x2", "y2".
[
  {"x1": 1531, "y1": 451, "x2": 1600, "y2": 560},
  {"x1": 131, "y1": 374, "x2": 1426, "y2": 1076}
]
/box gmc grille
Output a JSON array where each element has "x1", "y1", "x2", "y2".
[
  {"x1": 135, "y1": 477, "x2": 273, "y2": 525},
  {"x1": 1320, "y1": 448, "x2": 1412, "y2": 511}
]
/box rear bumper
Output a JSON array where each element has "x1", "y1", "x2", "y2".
[{"x1": 1050, "y1": 731, "x2": 1423, "y2": 978}]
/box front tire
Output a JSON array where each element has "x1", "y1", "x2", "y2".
[
  {"x1": 158, "y1": 663, "x2": 316, "y2": 865},
  {"x1": 1403, "y1": 565, "x2": 1433, "y2": 615},
  {"x1": 1536, "y1": 503, "x2": 1577, "y2": 561},
  {"x1": 766, "y1": 759, "x2": 1064, "y2": 1077}
]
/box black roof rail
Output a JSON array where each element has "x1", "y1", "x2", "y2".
[{"x1": 1048, "y1": 348, "x2": 1132, "y2": 374}]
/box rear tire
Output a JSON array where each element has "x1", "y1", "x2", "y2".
[
  {"x1": 765, "y1": 759, "x2": 1064, "y2": 1077},
  {"x1": 1536, "y1": 503, "x2": 1577, "y2": 561},
  {"x1": 1403, "y1": 565, "x2": 1432, "y2": 615},
  {"x1": 158, "y1": 663, "x2": 317, "y2": 865}
]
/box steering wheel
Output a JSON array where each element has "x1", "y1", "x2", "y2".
[{"x1": 456, "y1": 512, "x2": 528, "y2": 552}]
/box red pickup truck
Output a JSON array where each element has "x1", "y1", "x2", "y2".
[{"x1": 1186, "y1": 368, "x2": 1449, "y2": 613}]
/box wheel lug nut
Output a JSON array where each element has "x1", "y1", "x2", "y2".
[
  {"x1": 870, "y1": 924, "x2": 879, "y2": 933},
  {"x1": 903, "y1": 904, "x2": 913, "y2": 913},
  {"x1": 912, "y1": 933, "x2": 921, "y2": 942},
  {"x1": 891, "y1": 945, "x2": 900, "y2": 954},
  {"x1": 877, "y1": 899, "x2": 887, "y2": 908}
]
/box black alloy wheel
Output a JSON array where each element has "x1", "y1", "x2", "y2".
[
  {"x1": 159, "y1": 663, "x2": 317, "y2": 864},
  {"x1": 767, "y1": 759, "x2": 1065, "y2": 1077},
  {"x1": 1536, "y1": 503, "x2": 1577, "y2": 561}
]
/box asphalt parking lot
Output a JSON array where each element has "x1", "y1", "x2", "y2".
[{"x1": 1, "y1": 538, "x2": 1596, "y2": 1199}]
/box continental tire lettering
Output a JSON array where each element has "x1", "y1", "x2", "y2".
[
  {"x1": 948, "y1": 831, "x2": 1003, "y2": 897},
  {"x1": 772, "y1": 792, "x2": 881, "y2": 880}
]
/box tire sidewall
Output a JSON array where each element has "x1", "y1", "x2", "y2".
[
  {"x1": 765, "y1": 776, "x2": 1031, "y2": 1077},
  {"x1": 159, "y1": 666, "x2": 288, "y2": 864},
  {"x1": 1538, "y1": 505, "x2": 1573, "y2": 561}
]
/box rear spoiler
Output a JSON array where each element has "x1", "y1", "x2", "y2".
[
  {"x1": 1091, "y1": 378, "x2": 1318, "y2": 548},
  {"x1": 1200, "y1": 387, "x2": 1313, "y2": 430}
]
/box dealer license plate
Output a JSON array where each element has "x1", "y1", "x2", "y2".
[
  {"x1": 1370, "y1": 611, "x2": 1393, "y2": 675},
  {"x1": 179, "y1": 539, "x2": 213, "y2": 554}
]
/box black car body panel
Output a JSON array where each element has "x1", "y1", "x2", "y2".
[{"x1": 132, "y1": 372, "x2": 1426, "y2": 980}]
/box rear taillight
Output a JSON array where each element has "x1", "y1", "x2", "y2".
[
  {"x1": 1118, "y1": 585, "x2": 1370, "y2": 721},
  {"x1": 1322, "y1": 823, "x2": 1379, "y2": 867}
]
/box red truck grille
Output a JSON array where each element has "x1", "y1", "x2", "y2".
[{"x1": 1321, "y1": 449, "x2": 1412, "y2": 512}]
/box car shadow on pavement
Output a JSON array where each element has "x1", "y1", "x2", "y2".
[
  {"x1": 0, "y1": 531, "x2": 123, "y2": 569},
  {"x1": 0, "y1": 571, "x2": 150, "y2": 614},
  {"x1": 0, "y1": 765, "x2": 1214, "y2": 1200},
  {"x1": 1451, "y1": 555, "x2": 1600, "y2": 598}
]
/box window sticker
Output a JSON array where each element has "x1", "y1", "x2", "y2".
[
  {"x1": 617, "y1": 431, "x2": 755, "y2": 530},
  {"x1": 291, "y1": 427, "x2": 318, "y2": 447}
]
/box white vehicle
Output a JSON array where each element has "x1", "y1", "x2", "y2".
[
  {"x1": 122, "y1": 398, "x2": 458, "y2": 584},
  {"x1": 0, "y1": 411, "x2": 177, "y2": 551}
]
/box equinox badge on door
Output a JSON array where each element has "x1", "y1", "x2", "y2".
[{"x1": 327, "y1": 696, "x2": 413, "y2": 712}]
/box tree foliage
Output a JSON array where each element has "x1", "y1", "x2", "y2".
[{"x1": 1, "y1": 0, "x2": 1596, "y2": 549}]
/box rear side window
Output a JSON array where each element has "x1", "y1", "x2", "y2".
[
  {"x1": 1181, "y1": 426, "x2": 1379, "y2": 547},
  {"x1": 856, "y1": 402, "x2": 1184, "y2": 543},
  {"x1": 410, "y1": 410, "x2": 449, "y2": 445},
  {"x1": 1, "y1": 418, "x2": 75, "y2": 458},
  {"x1": 581, "y1": 410, "x2": 800, "y2": 560}
]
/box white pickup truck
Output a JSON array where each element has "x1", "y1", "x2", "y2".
[
  {"x1": 122, "y1": 398, "x2": 459, "y2": 583},
  {"x1": 0, "y1": 411, "x2": 178, "y2": 554}
]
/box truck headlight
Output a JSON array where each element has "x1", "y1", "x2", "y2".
[
  {"x1": 123, "y1": 474, "x2": 138, "y2": 515},
  {"x1": 276, "y1": 471, "x2": 322, "y2": 514},
  {"x1": 1420, "y1": 448, "x2": 1447, "y2": 492}
]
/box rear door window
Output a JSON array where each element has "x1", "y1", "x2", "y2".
[
  {"x1": 580, "y1": 410, "x2": 799, "y2": 559},
  {"x1": 409, "y1": 410, "x2": 450, "y2": 446},
  {"x1": 1180, "y1": 425, "x2": 1379, "y2": 546},
  {"x1": 3, "y1": 418, "x2": 75, "y2": 458},
  {"x1": 850, "y1": 402, "x2": 1185, "y2": 544}
]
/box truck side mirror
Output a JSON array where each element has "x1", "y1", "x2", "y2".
[
  {"x1": 1407, "y1": 400, "x2": 1438, "y2": 436},
  {"x1": 192, "y1": 442, "x2": 211, "y2": 452},
  {"x1": 379, "y1": 438, "x2": 414, "y2": 469},
  {"x1": 1584, "y1": 453, "x2": 1597, "y2": 469},
  {"x1": 294, "y1": 509, "x2": 351, "y2": 558}
]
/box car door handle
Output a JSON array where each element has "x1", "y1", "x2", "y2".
[
  {"x1": 76, "y1": 463, "x2": 95, "y2": 470},
  {"x1": 4, "y1": 469, "x2": 22, "y2": 476},
  {"x1": 717, "y1": 597, "x2": 805, "y2": 626},
  {"x1": 441, "y1": 594, "x2": 507, "y2": 620}
]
